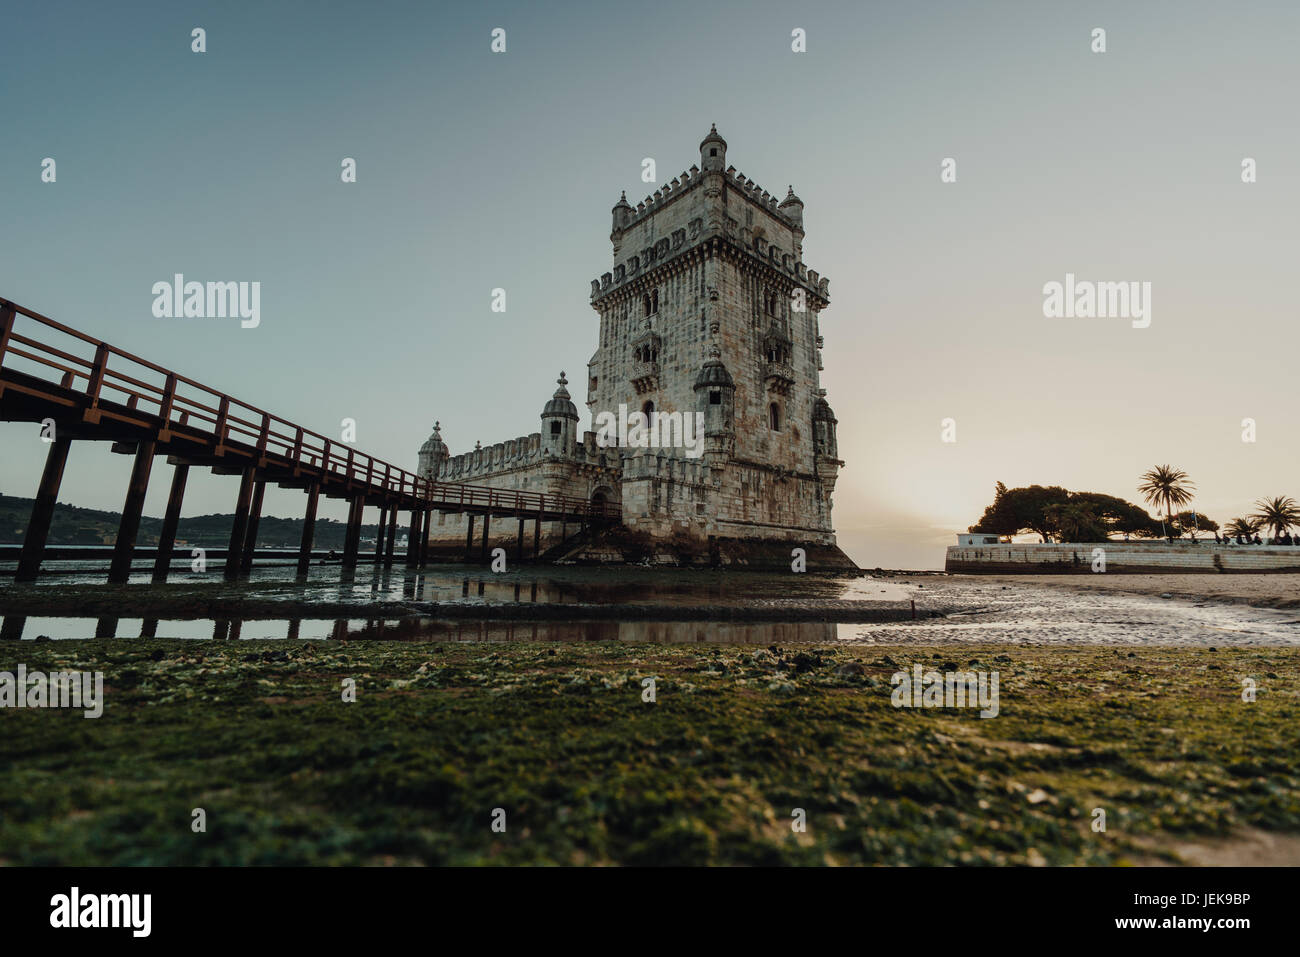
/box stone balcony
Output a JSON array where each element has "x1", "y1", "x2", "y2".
[
  {"x1": 765, "y1": 361, "x2": 796, "y2": 395},
  {"x1": 631, "y1": 360, "x2": 659, "y2": 394}
]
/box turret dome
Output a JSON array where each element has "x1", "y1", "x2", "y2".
[{"x1": 541, "y1": 371, "x2": 579, "y2": 420}]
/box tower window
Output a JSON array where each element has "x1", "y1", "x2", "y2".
[
  {"x1": 710, "y1": 148, "x2": 718, "y2": 157},
  {"x1": 709, "y1": 391, "x2": 721, "y2": 405},
  {"x1": 642, "y1": 400, "x2": 655, "y2": 419},
  {"x1": 550, "y1": 421, "x2": 561, "y2": 436},
  {"x1": 768, "y1": 403, "x2": 781, "y2": 431},
  {"x1": 643, "y1": 289, "x2": 659, "y2": 317}
]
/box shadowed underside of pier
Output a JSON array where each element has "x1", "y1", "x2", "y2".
[{"x1": 0, "y1": 297, "x2": 618, "y2": 589}]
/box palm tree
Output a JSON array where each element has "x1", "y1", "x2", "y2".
[
  {"x1": 1250, "y1": 496, "x2": 1300, "y2": 540},
  {"x1": 1138, "y1": 465, "x2": 1196, "y2": 538},
  {"x1": 1224, "y1": 516, "x2": 1260, "y2": 539}
]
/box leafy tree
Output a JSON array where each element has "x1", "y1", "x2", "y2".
[
  {"x1": 1137, "y1": 465, "x2": 1196, "y2": 535},
  {"x1": 1042, "y1": 502, "x2": 1110, "y2": 542},
  {"x1": 1170, "y1": 510, "x2": 1218, "y2": 535},
  {"x1": 971, "y1": 483, "x2": 1160, "y2": 541},
  {"x1": 1224, "y1": 517, "x2": 1260, "y2": 539},
  {"x1": 970, "y1": 483, "x2": 1070, "y2": 539},
  {"x1": 1250, "y1": 496, "x2": 1300, "y2": 539},
  {"x1": 1070, "y1": 492, "x2": 1163, "y2": 538}
]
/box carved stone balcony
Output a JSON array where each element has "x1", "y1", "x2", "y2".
[
  {"x1": 631, "y1": 360, "x2": 660, "y2": 394},
  {"x1": 765, "y1": 360, "x2": 796, "y2": 395}
]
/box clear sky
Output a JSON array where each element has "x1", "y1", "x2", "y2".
[{"x1": 3, "y1": 0, "x2": 1298, "y2": 569}]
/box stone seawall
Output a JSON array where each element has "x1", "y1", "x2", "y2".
[{"x1": 946, "y1": 543, "x2": 1300, "y2": 574}]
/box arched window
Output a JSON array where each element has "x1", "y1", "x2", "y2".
[
  {"x1": 550, "y1": 421, "x2": 561, "y2": 436},
  {"x1": 642, "y1": 400, "x2": 655, "y2": 420},
  {"x1": 642, "y1": 294, "x2": 652, "y2": 317},
  {"x1": 768, "y1": 403, "x2": 781, "y2": 431}
]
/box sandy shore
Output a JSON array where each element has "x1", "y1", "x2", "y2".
[{"x1": 972, "y1": 573, "x2": 1300, "y2": 610}]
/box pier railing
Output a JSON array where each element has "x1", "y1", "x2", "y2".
[{"x1": 0, "y1": 297, "x2": 618, "y2": 522}]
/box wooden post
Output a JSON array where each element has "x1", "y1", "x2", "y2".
[
  {"x1": 406, "y1": 510, "x2": 421, "y2": 567},
  {"x1": 297, "y1": 482, "x2": 320, "y2": 577},
  {"x1": 384, "y1": 509, "x2": 397, "y2": 566},
  {"x1": 108, "y1": 440, "x2": 156, "y2": 584},
  {"x1": 480, "y1": 512, "x2": 491, "y2": 561},
  {"x1": 533, "y1": 515, "x2": 541, "y2": 559},
  {"x1": 465, "y1": 513, "x2": 475, "y2": 561},
  {"x1": 516, "y1": 517, "x2": 525, "y2": 563},
  {"x1": 342, "y1": 496, "x2": 363, "y2": 567},
  {"x1": 152, "y1": 463, "x2": 190, "y2": 583},
  {"x1": 238, "y1": 479, "x2": 266, "y2": 576},
  {"x1": 374, "y1": 505, "x2": 389, "y2": 564},
  {"x1": 15, "y1": 436, "x2": 72, "y2": 583},
  {"x1": 224, "y1": 466, "x2": 256, "y2": 581},
  {"x1": 419, "y1": 509, "x2": 432, "y2": 565}
]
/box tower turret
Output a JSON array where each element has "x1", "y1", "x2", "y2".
[
  {"x1": 699, "y1": 123, "x2": 727, "y2": 172},
  {"x1": 417, "y1": 421, "x2": 449, "y2": 479},
  {"x1": 812, "y1": 394, "x2": 840, "y2": 462},
  {"x1": 693, "y1": 345, "x2": 735, "y2": 469},
  {"x1": 540, "y1": 371, "x2": 579, "y2": 456},
  {"x1": 778, "y1": 185, "x2": 804, "y2": 230},
  {"x1": 611, "y1": 190, "x2": 633, "y2": 234}
]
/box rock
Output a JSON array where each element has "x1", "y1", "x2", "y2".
[
  {"x1": 834, "y1": 662, "x2": 865, "y2": 676},
  {"x1": 1026, "y1": 788, "x2": 1050, "y2": 805}
]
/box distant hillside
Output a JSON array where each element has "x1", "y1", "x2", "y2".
[{"x1": 0, "y1": 493, "x2": 390, "y2": 549}]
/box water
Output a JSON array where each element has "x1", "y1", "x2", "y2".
[{"x1": 2, "y1": 562, "x2": 1297, "y2": 644}]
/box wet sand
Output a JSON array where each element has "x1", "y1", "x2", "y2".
[{"x1": 974, "y1": 573, "x2": 1300, "y2": 610}]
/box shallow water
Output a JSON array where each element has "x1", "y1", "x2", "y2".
[
  {"x1": 1, "y1": 560, "x2": 889, "y2": 605},
  {"x1": 2, "y1": 565, "x2": 1297, "y2": 644}
]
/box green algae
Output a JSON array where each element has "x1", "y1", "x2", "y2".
[{"x1": 0, "y1": 641, "x2": 1296, "y2": 865}]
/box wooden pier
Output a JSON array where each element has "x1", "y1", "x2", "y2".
[{"x1": 0, "y1": 297, "x2": 618, "y2": 583}]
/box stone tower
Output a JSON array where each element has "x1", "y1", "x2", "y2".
[{"x1": 587, "y1": 126, "x2": 845, "y2": 549}]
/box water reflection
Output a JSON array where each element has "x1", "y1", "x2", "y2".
[
  {"x1": 0, "y1": 614, "x2": 837, "y2": 644},
  {"x1": 3, "y1": 561, "x2": 884, "y2": 607}
]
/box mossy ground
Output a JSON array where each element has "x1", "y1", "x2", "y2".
[{"x1": 1, "y1": 640, "x2": 1297, "y2": 865}]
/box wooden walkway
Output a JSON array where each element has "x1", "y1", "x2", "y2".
[{"x1": 0, "y1": 296, "x2": 618, "y2": 583}]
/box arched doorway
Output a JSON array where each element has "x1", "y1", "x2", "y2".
[{"x1": 590, "y1": 485, "x2": 618, "y2": 524}]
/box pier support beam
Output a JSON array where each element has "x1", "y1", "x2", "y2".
[
  {"x1": 465, "y1": 514, "x2": 475, "y2": 561},
  {"x1": 224, "y1": 466, "x2": 256, "y2": 581},
  {"x1": 533, "y1": 516, "x2": 540, "y2": 559},
  {"x1": 15, "y1": 435, "x2": 72, "y2": 583},
  {"x1": 516, "y1": 517, "x2": 525, "y2": 563},
  {"x1": 297, "y1": 482, "x2": 320, "y2": 577},
  {"x1": 384, "y1": 509, "x2": 397, "y2": 566},
  {"x1": 239, "y1": 479, "x2": 266, "y2": 577},
  {"x1": 152, "y1": 463, "x2": 190, "y2": 583},
  {"x1": 374, "y1": 505, "x2": 388, "y2": 564},
  {"x1": 420, "y1": 509, "x2": 432, "y2": 566},
  {"x1": 406, "y1": 510, "x2": 421, "y2": 568},
  {"x1": 480, "y1": 512, "x2": 491, "y2": 561},
  {"x1": 342, "y1": 496, "x2": 363, "y2": 567},
  {"x1": 108, "y1": 440, "x2": 156, "y2": 584}
]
